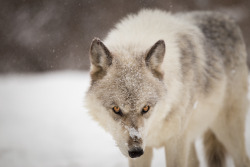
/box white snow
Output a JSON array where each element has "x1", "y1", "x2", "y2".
[
  {"x1": 193, "y1": 101, "x2": 199, "y2": 109},
  {"x1": 0, "y1": 71, "x2": 249, "y2": 167}
]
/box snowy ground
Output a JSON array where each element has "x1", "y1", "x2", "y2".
[{"x1": 0, "y1": 71, "x2": 249, "y2": 167}]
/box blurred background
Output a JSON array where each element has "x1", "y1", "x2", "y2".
[
  {"x1": 1, "y1": 1, "x2": 250, "y2": 167},
  {"x1": 1, "y1": 0, "x2": 250, "y2": 73}
]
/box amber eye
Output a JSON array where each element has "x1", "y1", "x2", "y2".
[
  {"x1": 112, "y1": 106, "x2": 122, "y2": 116},
  {"x1": 142, "y1": 105, "x2": 150, "y2": 114}
]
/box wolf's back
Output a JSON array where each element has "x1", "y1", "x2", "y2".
[{"x1": 185, "y1": 12, "x2": 247, "y2": 70}]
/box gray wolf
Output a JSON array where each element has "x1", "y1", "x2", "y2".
[{"x1": 85, "y1": 9, "x2": 250, "y2": 167}]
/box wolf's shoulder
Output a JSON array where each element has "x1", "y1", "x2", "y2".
[
  {"x1": 181, "y1": 11, "x2": 246, "y2": 66},
  {"x1": 182, "y1": 11, "x2": 242, "y2": 43}
]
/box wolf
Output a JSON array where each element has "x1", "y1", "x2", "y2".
[{"x1": 85, "y1": 9, "x2": 250, "y2": 167}]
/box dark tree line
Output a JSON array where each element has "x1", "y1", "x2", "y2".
[{"x1": 0, "y1": 0, "x2": 249, "y2": 73}]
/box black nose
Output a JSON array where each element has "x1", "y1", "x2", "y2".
[{"x1": 128, "y1": 148, "x2": 144, "y2": 158}]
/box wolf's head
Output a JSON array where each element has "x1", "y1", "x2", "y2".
[{"x1": 85, "y1": 38, "x2": 166, "y2": 158}]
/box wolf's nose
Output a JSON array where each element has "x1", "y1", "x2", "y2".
[{"x1": 128, "y1": 148, "x2": 144, "y2": 158}]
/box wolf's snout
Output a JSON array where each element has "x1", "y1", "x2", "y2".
[{"x1": 128, "y1": 148, "x2": 144, "y2": 158}]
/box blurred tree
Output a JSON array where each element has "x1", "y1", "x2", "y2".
[{"x1": 0, "y1": 0, "x2": 249, "y2": 72}]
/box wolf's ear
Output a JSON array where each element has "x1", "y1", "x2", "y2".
[
  {"x1": 145, "y1": 40, "x2": 165, "y2": 80},
  {"x1": 89, "y1": 38, "x2": 112, "y2": 82}
]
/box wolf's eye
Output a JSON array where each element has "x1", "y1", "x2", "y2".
[
  {"x1": 112, "y1": 106, "x2": 122, "y2": 116},
  {"x1": 142, "y1": 105, "x2": 150, "y2": 114}
]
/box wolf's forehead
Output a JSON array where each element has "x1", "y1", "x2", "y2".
[
  {"x1": 113, "y1": 85, "x2": 152, "y2": 110},
  {"x1": 114, "y1": 65, "x2": 145, "y2": 90},
  {"x1": 94, "y1": 62, "x2": 160, "y2": 109},
  {"x1": 112, "y1": 71, "x2": 157, "y2": 107}
]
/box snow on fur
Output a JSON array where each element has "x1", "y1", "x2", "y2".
[{"x1": 124, "y1": 126, "x2": 142, "y2": 139}]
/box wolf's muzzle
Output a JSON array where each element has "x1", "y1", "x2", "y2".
[{"x1": 128, "y1": 147, "x2": 144, "y2": 158}]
